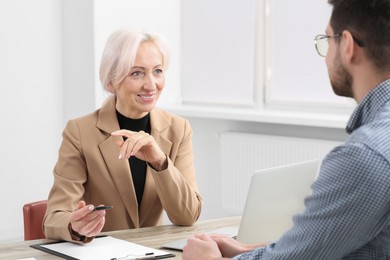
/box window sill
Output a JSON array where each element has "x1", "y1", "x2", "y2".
[{"x1": 159, "y1": 103, "x2": 351, "y2": 129}]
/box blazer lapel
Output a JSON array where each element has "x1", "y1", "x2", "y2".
[
  {"x1": 97, "y1": 96, "x2": 140, "y2": 227},
  {"x1": 138, "y1": 167, "x2": 156, "y2": 225},
  {"x1": 139, "y1": 109, "x2": 173, "y2": 226},
  {"x1": 99, "y1": 138, "x2": 140, "y2": 227}
]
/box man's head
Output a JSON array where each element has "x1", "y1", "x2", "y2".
[
  {"x1": 328, "y1": 0, "x2": 390, "y2": 72},
  {"x1": 319, "y1": 0, "x2": 390, "y2": 100}
]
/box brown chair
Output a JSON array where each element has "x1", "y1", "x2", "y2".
[{"x1": 23, "y1": 200, "x2": 47, "y2": 240}]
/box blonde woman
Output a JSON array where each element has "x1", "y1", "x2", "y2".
[{"x1": 44, "y1": 28, "x2": 202, "y2": 243}]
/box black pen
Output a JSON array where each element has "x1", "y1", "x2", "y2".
[
  {"x1": 135, "y1": 256, "x2": 156, "y2": 260},
  {"x1": 94, "y1": 205, "x2": 113, "y2": 211},
  {"x1": 134, "y1": 252, "x2": 155, "y2": 260}
]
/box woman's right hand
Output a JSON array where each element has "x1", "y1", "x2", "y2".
[{"x1": 69, "y1": 201, "x2": 106, "y2": 238}]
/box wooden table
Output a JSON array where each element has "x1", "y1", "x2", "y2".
[{"x1": 0, "y1": 216, "x2": 241, "y2": 259}]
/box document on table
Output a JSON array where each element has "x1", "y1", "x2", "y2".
[{"x1": 31, "y1": 236, "x2": 175, "y2": 260}]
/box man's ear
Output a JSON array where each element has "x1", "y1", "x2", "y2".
[{"x1": 341, "y1": 30, "x2": 357, "y2": 63}]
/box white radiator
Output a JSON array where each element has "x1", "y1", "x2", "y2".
[{"x1": 220, "y1": 132, "x2": 342, "y2": 214}]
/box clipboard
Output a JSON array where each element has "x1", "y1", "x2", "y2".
[{"x1": 31, "y1": 236, "x2": 175, "y2": 260}]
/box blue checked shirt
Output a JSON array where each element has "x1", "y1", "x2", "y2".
[{"x1": 233, "y1": 79, "x2": 390, "y2": 260}]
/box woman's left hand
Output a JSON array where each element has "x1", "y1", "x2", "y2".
[{"x1": 111, "y1": 130, "x2": 168, "y2": 171}]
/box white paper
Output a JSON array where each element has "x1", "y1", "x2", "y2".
[{"x1": 40, "y1": 236, "x2": 172, "y2": 260}]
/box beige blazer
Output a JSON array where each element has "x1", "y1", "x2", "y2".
[{"x1": 43, "y1": 96, "x2": 202, "y2": 242}]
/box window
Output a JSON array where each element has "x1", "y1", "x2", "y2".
[{"x1": 264, "y1": 0, "x2": 355, "y2": 112}]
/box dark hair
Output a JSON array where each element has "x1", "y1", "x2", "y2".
[{"x1": 328, "y1": 0, "x2": 390, "y2": 71}]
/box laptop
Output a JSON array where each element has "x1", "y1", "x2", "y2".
[
  {"x1": 236, "y1": 159, "x2": 320, "y2": 244},
  {"x1": 162, "y1": 159, "x2": 320, "y2": 250}
]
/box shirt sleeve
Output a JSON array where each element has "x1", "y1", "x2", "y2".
[{"x1": 233, "y1": 142, "x2": 390, "y2": 259}]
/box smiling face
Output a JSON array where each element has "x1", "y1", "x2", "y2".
[{"x1": 113, "y1": 41, "x2": 165, "y2": 119}]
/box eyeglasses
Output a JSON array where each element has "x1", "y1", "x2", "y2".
[
  {"x1": 314, "y1": 34, "x2": 341, "y2": 57},
  {"x1": 314, "y1": 33, "x2": 365, "y2": 57}
]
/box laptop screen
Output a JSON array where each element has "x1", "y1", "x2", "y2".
[{"x1": 236, "y1": 159, "x2": 320, "y2": 244}]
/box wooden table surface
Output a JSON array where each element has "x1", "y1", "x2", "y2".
[{"x1": 0, "y1": 216, "x2": 241, "y2": 260}]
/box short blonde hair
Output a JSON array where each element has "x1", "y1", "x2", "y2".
[{"x1": 99, "y1": 27, "x2": 170, "y2": 91}]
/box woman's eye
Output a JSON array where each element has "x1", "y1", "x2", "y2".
[
  {"x1": 131, "y1": 71, "x2": 144, "y2": 77},
  {"x1": 154, "y1": 69, "x2": 163, "y2": 75}
]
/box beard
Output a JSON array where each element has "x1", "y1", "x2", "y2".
[{"x1": 329, "y1": 55, "x2": 354, "y2": 98}]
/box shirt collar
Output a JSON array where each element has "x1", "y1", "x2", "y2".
[{"x1": 346, "y1": 78, "x2": 390, "y2": 134}]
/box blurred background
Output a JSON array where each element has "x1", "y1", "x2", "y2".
[{"x1": 0, "y1": 0, "x2": 351, "y2": 242}]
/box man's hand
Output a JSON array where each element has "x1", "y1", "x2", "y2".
[{"x1": 183, "y1": 234, "x2": 227, "y2": 260}]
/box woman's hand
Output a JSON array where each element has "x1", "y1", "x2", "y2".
[
  {"x1": 111, "y1": 130, "x2": 168, "y2": 171},
  {"x1": 69, "y1": 201, "x2": 106, "y2": 238}
]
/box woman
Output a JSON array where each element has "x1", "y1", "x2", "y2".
[{"x1": 43, "y1": 28, "x2": 202, "y2": 243}]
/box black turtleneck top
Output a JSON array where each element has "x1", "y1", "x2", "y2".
[{"x1": 116, "y1": 111, "x2": 151, "y2": 207}]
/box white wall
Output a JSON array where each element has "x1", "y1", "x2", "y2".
[
  {"x1": 0, "y1": 0, "x2": 63, "y2": 242},
  {"x1": 0, "y1": 0, "x2": 349, "y2": 243},
  {"x1": 62, "y1": 0, "x2": 96, "y2": 120}
]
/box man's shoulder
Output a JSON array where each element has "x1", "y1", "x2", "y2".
[{"x1": 348, "y1": 117, "x2": 390, "y2": 159}]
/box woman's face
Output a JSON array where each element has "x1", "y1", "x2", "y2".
[{"x1": 114, "y1": 41, "x2": 165, "y2": 119}]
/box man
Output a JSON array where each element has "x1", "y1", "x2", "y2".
[{"x1": 183, "y1": 0, "x2": 390, "y2": 259}]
